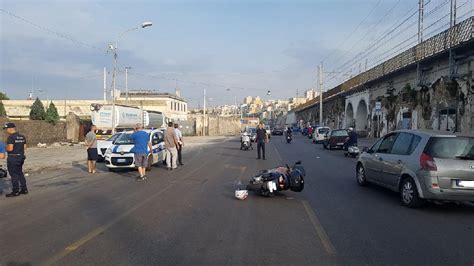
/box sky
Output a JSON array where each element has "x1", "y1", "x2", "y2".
[{"x1": 0, "y1": 0, "x2": 468, "y2": 107}]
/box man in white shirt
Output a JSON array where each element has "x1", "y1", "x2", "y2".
[{"x1": 174, "y1": 123, "x2": 184, "y2": 166}]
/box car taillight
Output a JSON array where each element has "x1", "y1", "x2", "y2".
[{"x1": 420, "y1": 152, "x2": 437, "y2": 171}]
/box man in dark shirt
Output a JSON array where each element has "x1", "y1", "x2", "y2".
[
  {"x1": 3, "y1": 123, "x2": 28, "y2": 197},
  {"x1": 256, "y1": 122, "x2": 268, "y2": 160}
]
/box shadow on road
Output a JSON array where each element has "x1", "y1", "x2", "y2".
[
  {"x1": 360, "y1": 183, "x2": 474, "y2": 213},
  {"x1": 0, "y1": 177, "x2": 10, "y2": 195}
]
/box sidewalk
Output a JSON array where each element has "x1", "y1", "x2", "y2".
[{"x1": 0, "y1": 136, "x2": 234, "y2": 174}]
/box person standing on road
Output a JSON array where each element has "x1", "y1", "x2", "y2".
[
  {"x1": 164, "y1": 122, "x2": 179, "y2": 170},
  {"x1": 256, "y1": 122, "x2": 268, "y2": 160},
  {"x1": 85, "y1": 125, "x2": 98, "y2": 174},
  {"x1": 130, "y1": 124, "x2": 152, "y2": 180},
  {"x1": 4, "y1": 123, "x2": 28, "y2": 197},
  {"x1": 174, "y1": 123, "x2": 184, "y2": 166}
]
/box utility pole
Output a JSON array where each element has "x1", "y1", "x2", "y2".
[
  {"x1": 111, "y1": 47, "x2": 118, "y2": 133},
  {"x1": 319, "y1": 62, "x2": 324, "y2": 126},
  {"x1": 449, "y1": 0, "x2": 457, "y2": 79},
  {"x1": 203, "y1": 89, "x2": 207, "y2": 136},
  {"x1": 125, "y1": 66, "x2": 131, "y2": 105},
  {"x1": 296, "y1": 89, "x2": 299, "y2": 106},
  {"x1": 418, "y1": 0, "x2": 424, "y2": 44},
  {"x1": 103, "y1": 67, "x2": 107, "y2": 103},
  {"x1": 417, "y1": 0, "x2": 424, "y2": 86}
]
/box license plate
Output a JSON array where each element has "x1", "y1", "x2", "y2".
[
  {"x1": 337, "y1": 143, "x2": 344, "y2": 146},
  {"x1": 117, "y1": 158, "x2": 126, "y2": 163},
  {"x1": 458, "y1": 181, "x2": 474, "y2": 188}
]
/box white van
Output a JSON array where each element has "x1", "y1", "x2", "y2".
[
  {"x1": 312, "y1": 126, "x2": 331, "y2": 144},
  {"x1": 104, "y1": 129, "x2": 166, "y2": 171}
]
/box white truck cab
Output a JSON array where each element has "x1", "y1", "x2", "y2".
[{"x1": 104, "y1": 129, "x2": 166, "y2": 171}]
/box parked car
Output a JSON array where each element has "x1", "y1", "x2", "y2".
[
  {"x1": 356, "y1": 130, "x2": 474, "y2": 208},
  {"x1": 313, "y1": 126, "x2": 331, "y2": 143},
  {"x1": 323, "y1": 129, "x2": 349, "y2": 149},
  {"x1": 97, "y1": 133, "x2": 120, "y2": 162},
  {"x1": 272, "y1": 127, "x2": 284, "y2": 135}
]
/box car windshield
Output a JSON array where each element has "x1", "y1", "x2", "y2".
[
  {"x1": 332, "y1": 130, "x2": 349, "y2": 137},
  {"x1": 425, "y1": 137, "x2": 474, "y2": 159},
  {"x1": 107, "y1": 134, "x2": 119, "y2": 142},
  {"x1": 318, "y1": 128, "x2": 330, "y2": 134},
  {"x1": 248, "y1": 128, "x2": 257, "y2": 134},
  {"x1": 114, "y1": 133, "x2": 134, "y2": 145}
]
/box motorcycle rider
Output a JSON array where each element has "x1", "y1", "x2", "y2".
[
  {"x1": 344, "y1": 127, "x2": 358, "y2": 150},
  {"x1": 241, "y1": 131, "x2": 252, "y2": 150}
]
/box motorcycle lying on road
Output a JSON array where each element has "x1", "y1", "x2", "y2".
[{"x1": 246, "y1": 161, "x2": 305, "y2": 197}]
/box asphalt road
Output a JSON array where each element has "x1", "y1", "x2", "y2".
[{"x1": 0, "y1": 135, "x2": 473, "y2": 266}]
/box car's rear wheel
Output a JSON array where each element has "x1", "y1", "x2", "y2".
[
  {"x1": 400, "y1": 178, "x2": 424, "y2": 208},
  {"x1": 356, "y1": 164, "x2": 368, "y2": 186}
]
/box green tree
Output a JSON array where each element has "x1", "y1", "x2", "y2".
[
  {"x1": 45, "y1": 102, "x2": 60, "y2": 125},
  {"x1": 0, "y1": 101, "x2": 6, "y2": 117},
  {"x1": 29, "y1": 97, "x2": 46, "y2": 120},
  {"x1": 0, "y1": 92, "x2": 9, "y2": 100}
]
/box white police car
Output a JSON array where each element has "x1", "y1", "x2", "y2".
[
  {"x1": 97, "y1": 133, "x2": 120, "y2": 162},
  {"x1": 104, "y1": 129, "x2": 166, "y2": 171}
]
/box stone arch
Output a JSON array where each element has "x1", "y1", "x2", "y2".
[
  {"x1": 345, "y1": 102, "x2": 354, "y2": 128},
  {"x1": 356, "y1": 99, "x2": 368, "y2": 131}
]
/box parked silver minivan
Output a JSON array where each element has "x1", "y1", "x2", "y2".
[{"x1": 356, "y1": 130, "x2": 474, "y2": 208}]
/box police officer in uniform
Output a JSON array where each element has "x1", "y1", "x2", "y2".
[{"x1": 4, "y1": 123, "x2": 28, "y2": 197}]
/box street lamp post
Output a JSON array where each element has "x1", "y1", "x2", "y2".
[{"x1": 109, "y1": 22, "x2": 152, "y2": 133}]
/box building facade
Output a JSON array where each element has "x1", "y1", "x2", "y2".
[
  {"x1": 4, "y1": 89, "x2": 188, "y2": 121},
  {"x1": 295, "y1": 17, "x2": 474, "y2": 136}
]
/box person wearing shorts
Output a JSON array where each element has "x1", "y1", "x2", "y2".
[
  {"x1": 130, "y1": 124, "x2": 152, "y2": 180},
  {"x1": 85, "y1": 125, "x2": 98, "y2": 174}
]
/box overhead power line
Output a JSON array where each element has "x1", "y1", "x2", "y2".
[
  {"x1": 321, "y1": 0, "x2": 382, "y2": 63},
  {"x1": 325, "y1": 0, "x2": 403, "y2": 71},
  {"x1": 0, "y1": 8, "x2": 105, "y2": 51},
  {"x1": 126, "y1": 71, "x2": 266, "y2": 92}
]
